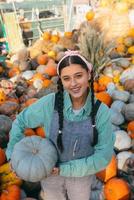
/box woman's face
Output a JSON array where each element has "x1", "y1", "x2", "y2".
[{"x1": 60, "y1": 64, "x2": 90, "y2": 100}]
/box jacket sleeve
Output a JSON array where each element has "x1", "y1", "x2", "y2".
[
  {"x1": 6, "y1": 93, "x2": 55, "y2": 160},
  {"x1": 59, "y1": 103, "x2": 116, "y2": 177}
]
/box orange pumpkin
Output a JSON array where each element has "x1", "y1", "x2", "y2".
[
  {"x1": 42, "y1": 31, "x2": 51, "y2": 41},
  {"x1": 95, "y1": 92, "x2": 112, "y2": 107},
  {"x1": 0, "y1": 185, "x2": 21, "y2": 200},
  {"x1": 93, "y1": 81, "x2": 99, "y2": 92},
  {"x1": 85, "y1": 10, "x2": 95, "y2": 21},
  {"x1": 98, "y1": 75, "x2": 113, "y2": 87},
  {"x1": 0, "y1": 90, "x2": 6, "y2": 105},
  {"x1": 43, "y1": 79, "x2": 52, "y2": 88},
  {"x1": 127, "y1": 121, "x2": 134, "y2": 133},
  {"x1": 24, "y1": 128, "x2": 36, "y2": 136},
  {"x1": 0, "y1": 66, "x2": 3, "y2": 74},
  {"x1": 37, "y1": 54, "x2": 48, "y2": 65},
  {"x1": 104, "y1": 178, "x2": 130, "y2": 200},
  {"x1": 35, "y1": 127, "x2": 46, "y2": 138},
  {"x1": 127, "y1": 121, "x2": 134, "y2": 138},
  {"x1": 98, "y1": 84, "x2": 106, "y2": 92},
  {"x1": 0, "y1": 148, "x2": 6, "y2": 166},
  {"x1": 127, "y1": 28, "x2": 134, "y2": 37},
  {"x1": 50, "y1": 34, "x2": 60, "y2": 43},
  {"x1": 116, "y1": 44, "x2": 126, "y2": 54},
  {"x1": 25, "y1": 98, "x2": 38, "y2": 107},
  {"x1": 8, "y1": 67, "x2": 20, "y2": 78},
  {"x1": 96, "y1": 156, "x2": 117, "y2": 182},
  {"x1": 64, "y1": 31, "x2": 73, "y2": 39},
  {"x1": 44, "y1": 65, "x2": 57, "y2": 77}
]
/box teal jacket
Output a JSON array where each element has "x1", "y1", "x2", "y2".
[{"x1": 6, "y1": 91, "x2": 115, "y2": 177}]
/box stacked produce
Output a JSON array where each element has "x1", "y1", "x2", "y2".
[{"x1": 0, "y1": 0, "x2": 134, "y2": 199}]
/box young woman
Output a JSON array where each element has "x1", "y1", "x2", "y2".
[{"x1": 6, "y1": 50, "x2": 115, "y2": 200}]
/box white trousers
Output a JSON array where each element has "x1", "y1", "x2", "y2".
[{"x1": 40, "y1": 175, "x2": 94, "y2": 200}]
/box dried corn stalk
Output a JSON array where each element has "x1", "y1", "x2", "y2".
[{"x1": 77, "y1": 22, "x2": 115, "y2": 78}]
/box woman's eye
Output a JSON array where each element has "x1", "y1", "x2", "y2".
[
  {"x1": 76, "y1": 74, "x2": 82, "y2": 78},
  {"x1": 63, "y1": 77, "x2": 70, "y2": 81}
]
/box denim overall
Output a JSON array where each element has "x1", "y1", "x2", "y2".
[
  {"x1": 49, "y1": 109, "x2": 94, "y2": 163},
  {"x1": 41, "y1": 101, "x2": 101, "y2": 200}
]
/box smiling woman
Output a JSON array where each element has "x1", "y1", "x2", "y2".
[{"x1": 6, "y1": 50, "x2": 115, "y2": 200}]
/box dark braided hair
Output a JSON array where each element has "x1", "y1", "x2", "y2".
[
  {"x1": 57, "y1": 55, "x2": 97, "y2": 151},
  {"x1": 90, "y1": 69, "x2": 98, "y2": 146},
  {"x1": 56, "y1": 78, "x2": 64, "y2": 152}
]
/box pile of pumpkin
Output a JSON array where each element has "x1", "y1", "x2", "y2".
[{"x1": 0, "y1": 9, "x2": 134, "y2": 200}]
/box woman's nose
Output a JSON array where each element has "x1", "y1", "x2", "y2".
[{"x1": 70, "y1": 78, "x2": 77, "y2": 86}]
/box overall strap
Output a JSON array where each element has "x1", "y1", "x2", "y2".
[{"x1": 91, "y1": 100, "x2": 101, "y2": 146}]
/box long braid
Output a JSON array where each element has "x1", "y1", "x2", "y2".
[
  {"x1": 56, "y1": 78, "x2": 64, "y2": 152},
  {"x1": 90, "y1": 70, "x2": 98, "y2": 146}
]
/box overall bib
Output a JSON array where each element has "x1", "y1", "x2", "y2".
[{"x1": 41, "y1": 107, "x2": 95, "y2": 200}]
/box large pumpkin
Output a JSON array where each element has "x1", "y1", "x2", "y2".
[
  {"x1": 0, "y1": 185, "x2": 21, "y2": 200},
  {"x1": 11, "y1": 136, "x2": 58, "y2": 182},
  {"x1": 104, "y1": 178, "x2": 130, "y2": 200},
  {"x1": 96, "y1": 155, "x2": 117, "y2": 182}
]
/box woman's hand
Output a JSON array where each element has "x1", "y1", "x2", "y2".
[{"x1": 51, "y1": 167, "x2": 60, "y2": 175}]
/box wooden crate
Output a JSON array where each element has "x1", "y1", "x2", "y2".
[{"x1": 2, "y1": 12, "x2": 24, "y2": 53}]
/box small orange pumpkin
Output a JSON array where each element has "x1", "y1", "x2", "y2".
[
  {"x1": 116, "y1": 44, "x2": 126, "y2": 54},
  {"x1": 43, "y1": 79, "x2": 52, "y2": 88},
  {"x1": 127, "y1": 28, "x2": 134, "y2": 37},
  {"x1": 0, "y1": 90, "x2": 6, "y2": 105},
  {"x1": 35, "y1": 127, "x2": 46, "y2": 138},
  {"x1": 0, "y1": 66, "x2": 3, "y2": 74},
  {"x1": 42, "y1": 31, "x2": 51, "y2": 41},
  {"x1": 8, "y1": 67, "x2": 20, "y2": 78},
  {"x1": 98, "y1": 75, "x2": 113, "y2": 87},
  {"x1": 127, "y1": 121, "x2": 134, "y2": 138},
  {"x1": 96, "y1": 155, "x2": 117, "y2": 182},
  {"x1": 85, "y1": 10, "x2": 95, "y2": 21},
  {"x1": 95, "y1": 92, "x2": 112, "y2": 107},
  {"x1": 64, "y1": 31, "x2": 73, "y2": 39},
  {"x1": 104, "y1": 178, "x2": 130, "y2": 200},
  {"x1": 24, "y1": 128, "x2": 36, "y2": 136},
  {"x1": 37, "y1": 54, "x2": 48, "y2": 65},
  {"x1": 127, "y1": 121, "x2": 134, "y2": 133},
  {"x1": 0, "y1": 148, "x2": 6, "y2": 166},
  {"x1": 50, "y1": 34, "x2": 60, "y2": 43},
  {"x1": 93, "y1": 81, "x2": 99, "y2": 92},
  {"x1": 98, "y1": 84, "x2": 106, "y2": 92}
]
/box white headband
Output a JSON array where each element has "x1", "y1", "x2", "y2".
[{"x1": 57, "y1": 50, "x2": 92, "y2": 75}]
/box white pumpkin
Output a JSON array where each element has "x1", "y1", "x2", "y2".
[
  {"x1": 122, "y1": 103, "x2": 134, "y2": 121},
  {"x1": 116, "y1": 58, "x2": 130, "y2": 69},
  {"x1": 11, "y1": 136, "x2": 58, "y2": 182},
  {"x1": 116, "y1": 151, "x2": 132, "y2": 171},
  {"x1": 120, "y1": 65, "x2": 134, "y2": 84},
  {"x1": 114, "y1": 130, "x2": 132, "y2": 151},
  {"x1": 21, "y1": 70, "x2": 35, "y2": 80},
  {"x1": 129, "y1": 94, "x2": 134, "y2": 103},
  {"x1": 111, "y1": 100, "x2": 125, "y2": 113},
  {"x1": 111, "y1": 90, "x2": 130, "y2": 102},
  {"x1": 110, "y1": 108, "x2": 125, "y2": 125}
]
